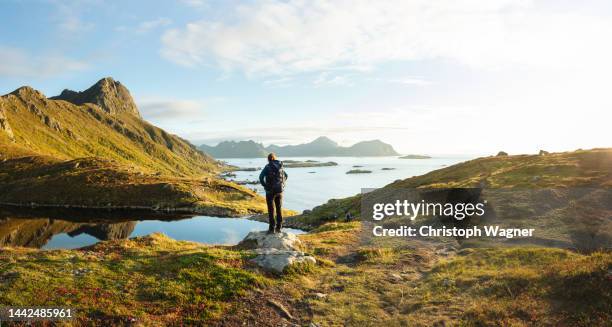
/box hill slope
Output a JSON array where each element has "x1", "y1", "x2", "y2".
[
  {"x1": 0, "y1": 78, "x2": 218, "y2": 176},
  {"x1": 0, "y1": 78, "x2": 266, "y2": 216},
  {"x1": 289, "y1": 148, "x2": 612, "y2": 233}
]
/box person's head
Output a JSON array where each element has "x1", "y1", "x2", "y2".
[{"x1": 267, "y1": 153, "x2": 277, "y2": 162}]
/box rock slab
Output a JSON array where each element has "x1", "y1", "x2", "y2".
[
  {"x1": 239, "y1": 231, "x2": 302, "y2": 251},
  {"x1": 239, "y1": 231, "x2": 315, "y2": 274}
]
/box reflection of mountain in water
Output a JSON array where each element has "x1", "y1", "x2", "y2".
[
  {"x1": 0, "y1": 207, "x2": 190, "y2": 249},
  {"x1": 0, "y1": 218, "x2": 136, "y2": 248}
]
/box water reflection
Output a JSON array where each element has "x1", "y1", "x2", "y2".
[{"x1": 0, "y1": 207, "x2": 300, "y2": 250}]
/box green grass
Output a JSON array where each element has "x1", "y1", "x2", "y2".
[
  {"x1": 0, "y1": 156, "x2": 268, "y2": 216},
  {"x1": 434, "y1": 248, "x2": 612, "y2": 326},
  {"x1": 0, "y1": 221, "x2": 609, "y2": 325},
  {"x1": 294, "y1": 224, "x2": 612, "y2": 326},
  {"x1": 0, "y1": 234, "x2": 270, "y2": 325},
  {"x1": 289, "y1": 148, "x2": 612, "y2": 229}
]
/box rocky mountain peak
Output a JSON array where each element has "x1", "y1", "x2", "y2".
[
  {"x1": 51, "y1": 77, "x2": 141, "y2": 118},
  {"x1": 9, "y1": 86, "x2": 46, "y2": 100}
]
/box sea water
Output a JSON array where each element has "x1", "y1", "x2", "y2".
[{"x1": 222, "y1": 156, "x2": 471, "y2": 212}]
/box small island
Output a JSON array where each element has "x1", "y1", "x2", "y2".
[
  {"x1": 346, "y1": 169, "x2": 372, "y2": 174},
  {"x1": 233, "y1": 167, "x2": 259, "y2": 172},
  {"x1": 235, "y1": 180, "x2": 260, "y2": 185},
  {"x1": 283, "y1": 160, "x2": 338, "y2": 168},
  {"x1": 399, "y1": 154, "x2": 431, "y2": 159},
  {"x1": 381, "y1": 167, "x2": 395, "y2": 170}
]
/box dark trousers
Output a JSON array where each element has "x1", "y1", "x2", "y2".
[{"x1": 266, "y1": 192, "x2": 283, "y2": 231}]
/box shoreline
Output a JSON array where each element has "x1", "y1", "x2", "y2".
[{"x1": 0, "y1": 202, "x2": 258, "y2": 218}]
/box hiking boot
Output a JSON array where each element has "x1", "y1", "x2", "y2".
[
  {"x1": 267, "y1": 227, "x2": 275, "y2": 235},
  {"x1": 274, "y1": 225, "x2": 282, "y2": 233}
]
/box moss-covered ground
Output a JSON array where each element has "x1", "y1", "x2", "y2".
[{"x1": 1, "y1": 223, "x2": 609, "y2": 326}]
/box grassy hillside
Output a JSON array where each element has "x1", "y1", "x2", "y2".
[
  {"x1": 0, "y1": 234, "x2": 271, "y2": 325},
  {"x1": 289, "y1": 148, "x2": 612, "y2": 229},
  {"x1": 0, "y1": 154, "x2": 266, "y2": 217},
  {"x1": 0, "y1": 78, "x2": 269, "y2": 215},
  {"x1": 0, "y1": 79, "x2": 218, "y2": 177},
  {"x1": 0, "y1": 224, "x2": 609, "y2": 325}
]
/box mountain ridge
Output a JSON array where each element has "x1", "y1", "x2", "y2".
[
  {"x1": 1, "y1": 77, "x2": 217, "y2": 176},
  {"x1": 199, "y1": 136, "x2": 400, "y2": 158}
]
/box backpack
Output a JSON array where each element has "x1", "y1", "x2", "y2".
[{"x1": 266, "y1": 161, "x2": 285, "y2": 193}]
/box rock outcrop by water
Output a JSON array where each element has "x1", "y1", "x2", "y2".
[{"x1": 238, "y1": 231, "x2": 316, "y2": 274}]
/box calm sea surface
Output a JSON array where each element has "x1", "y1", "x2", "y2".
[{"x1": 223, "y1": 156, "x2": 471, "y2": 212}]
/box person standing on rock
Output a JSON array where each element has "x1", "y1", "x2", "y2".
[{"x1": 259, "y1": 153, "x2": 288, "y2": 234}]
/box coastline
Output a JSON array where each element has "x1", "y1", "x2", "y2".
[{"x1": 0, "y1": 202, "x2": 264, "y2": 218}]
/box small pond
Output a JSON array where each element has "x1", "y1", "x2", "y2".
[{"x1": 0, "y1": 208, "x2": 303, "y2": 250}]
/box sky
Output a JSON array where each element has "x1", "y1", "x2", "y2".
[{"x1": 1, "y1": 0, "x2": 611, "y2": 155}]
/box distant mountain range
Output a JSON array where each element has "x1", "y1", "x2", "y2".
[{"x1": 199, "y1": 136, "x2": 400, "y2": 158}]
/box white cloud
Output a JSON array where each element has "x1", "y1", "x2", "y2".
[
  {"x1": 160, "y1": 0, "x2": 612, "y2": 76},
  {"x1": 387, "y1": 77, "x2": 432, "y2": 87},
  {"x1": 137, "y1": 18, "x2": 172, "y2": 34},
  {"x1": 0, "y1": 46, "x2": 88, "y2": 78},
  {"x1": 51, "y1": 0, "x2": 96, "y2": 35},
  {"x1": 313, "y1": 72, "x2": 352, "y2": 87},
  {"x1": 137, "y1": 97, "x2": 208, "y2": 119},
  {"x1": 263, "y1": 76, "x2": 294, "y2": 88}
]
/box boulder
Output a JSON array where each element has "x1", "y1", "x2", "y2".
[
  {"x1": 252, "y1": 248, "x2": 316, "y2": 274},
  {"x1": 238, "y1": 231, "x2": 316, "y2": 274},
  {"x1": 497, "y1": 151, "x2": 508, "y2": 156},
  {"x1": 238, "y1": 231, "x2": 302, "y2": 251},
  {"x1": 539, "y1": 149, "x2": 549, "y2": 155}
]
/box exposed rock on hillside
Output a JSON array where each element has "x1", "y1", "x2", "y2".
[
  {"x1": 51, "y1": 77, "x2": 140, "y2": 117},
  {"x1": 238, "y1": 231, "x2": 315, "y2": 274},
  {"x1": 252, "y1": 248, "x2": 316, "y2": 274},
  {"x1": 238, "y1": 230, "x2": 303, "y2": 251},
  {"x1": 0, "y1": 105, "x2": 13, "y2": 141}
]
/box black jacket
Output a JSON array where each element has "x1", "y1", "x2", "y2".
[{"x1": 259, "y1": 160, "x2": 288, "y2": 193}]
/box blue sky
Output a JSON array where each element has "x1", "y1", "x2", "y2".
[{"x1": 1, "y1": 0, "x2": 611, "y2": 155}]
